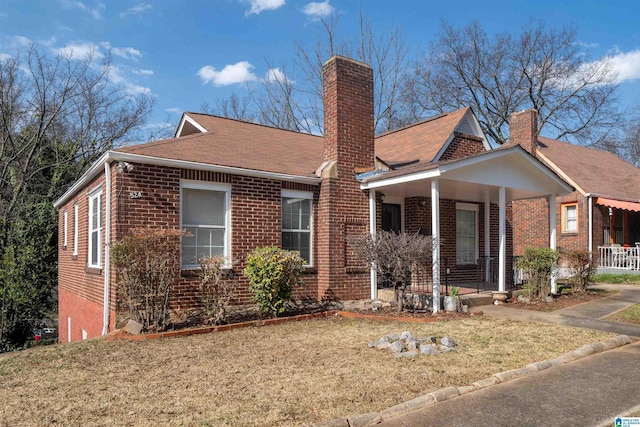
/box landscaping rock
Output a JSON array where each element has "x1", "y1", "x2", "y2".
[
  {"x1": 420, "y1": 344, "x2": 440, "y2": 355},
  {"x1": 441, "y1": 336, "x2": 457, "y2": 349},
  {"x1": 123, "y1": 319, "x2": 143, "y2": 335},
  {"x1": 517, "y1": 295, "x2": 531, "y2": 304},
  {"x1": 372, "y1": 331, "x2": 458, "y2": 357},
  {"x1": 394, "y1": 350, "x2": 419, "y2": 358},
  {"x1": 389, "y1": 340, "x2": 404, "y2": 353}
]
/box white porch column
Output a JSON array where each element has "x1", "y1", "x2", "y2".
[
  {"x1": 431, "y1": 179, "x2": 440, "y2": 313},
  {"x1": 369, "y1": 189, "x2": 377, "y2": 299},
  {"x1": 498, "y1": 186, "x2": 506, "y2": 292},
  {"x1": 484, "y1": 195, "x2": 491, "y2": 283},
  {"x1": 549, "y1": 194, "x2": 557, "y2": 294}
]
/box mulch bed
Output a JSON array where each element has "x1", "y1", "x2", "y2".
[{"x1": 502, "y1": 289, "x2": 611, "y2": 312}]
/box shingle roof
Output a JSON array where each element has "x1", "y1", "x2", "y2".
[
  {"x1": 537, "y1": 136, "x2": 640, "y2": 200},
  {"x1": 375, "y1": 107, "x2": 470, "y2": 166},
  {"x1": 118, "y1": 114, "x2": 324, "y2": 178},
  {"x1": 117, "y1": 108, "x2": 474, "y2": 179}
]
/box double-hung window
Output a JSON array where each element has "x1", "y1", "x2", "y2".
[
  {"x1": 562, "y1": 203, "x2": 577, "y2": 232},
  {"x1": 281, "y1": 190, "x2": 313, "y2": 265},
  {"x1": 456, "y1": 203, "x2": 478, "y2": 265},
  {"x1": 63, "y1": 210, "x2": 68, "y2": 249},
  {"x1": 180, "y1": 181, "x2": 231, "y2": 268},
  {"x1": 73, "y1": 203, "x2": 79, "y2": 256},
  {"x1": 88, "y1": 189, "x2": 102, "y2": 268}
]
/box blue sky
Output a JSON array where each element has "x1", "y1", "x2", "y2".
[{"x1": 1, "y1": 0, "x2": 640, "y2": 138}]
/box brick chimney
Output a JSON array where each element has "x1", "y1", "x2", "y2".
[
  {"x1": 316, "y1": 55, "x2": 374, "y2": 301},
  {"x1": 509, "y1": 109, "x2": 539, "y2": 156}
]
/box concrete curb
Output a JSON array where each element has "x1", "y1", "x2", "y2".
[{"x1": 312, "y1": 334, "x2": 631, "y2": 427}]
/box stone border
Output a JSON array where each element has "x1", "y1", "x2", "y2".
[
  {"x1": 314, "y1": 335, "x2": 632, "y2": 427},
  {"x1": 108, "y1": 311, "x2": 338, "y2": 341}
]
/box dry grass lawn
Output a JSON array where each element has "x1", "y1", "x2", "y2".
[
  {"x1": 0, "y1": 316, "x2": 613, "y2": 426},
  {"x1": 604, "y1": 303, "x2": 640, "y2": 325}
]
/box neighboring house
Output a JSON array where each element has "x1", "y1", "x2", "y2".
[
  {"x1": 510, "y1": 109, "x2": 640, "y2": 274},
  {"x1": 55, "y1": 56, "x2": 571, "y2": 342}
]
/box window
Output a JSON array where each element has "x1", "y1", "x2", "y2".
[
  {"x1": 282, "y1": 190, "x2": 313, "y2": 265},
  {"x1": 562, "y1": 203, "x2": 578, "y2": 232},
  {"x1": 73, "y1": 203, "x2": 79, "y2": 256},
  {"x1": 181, "y1": 181, "x2": 231, "y2": 268},
  {"x1": 63, "y1": 210, "x2": 68, "y2": 249},
  {"x1": 456, "y1": 203, "x2": 478, "y2": 265},
  {"x1": 88, "y1": 189, "x2": 102, "y2": 267}
]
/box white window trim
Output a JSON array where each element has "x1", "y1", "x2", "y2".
[
  {"x1": 282, "y1": 190, "x2": 314, "y2": 266},
  {"x1": 456, "y1": 202, "x2": 479, "y2": 265},
  {"x1": 180, "y1": 180, "x2": 232, "y2": 269},
  {"x1": 63, "y1": 210, "x2": 68, "y2": 249},
  {"x1": 73, "y1": 203, "x2": 79, "y2": 256},
  {"x1": 88, "y1": 187, "x2": 102, "y2": 268}
]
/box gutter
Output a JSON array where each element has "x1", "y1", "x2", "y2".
[{"x1": 102, "y1": 161, "x2": 112, "y2": 336}]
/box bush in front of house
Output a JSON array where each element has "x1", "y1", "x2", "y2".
[
  {"x1": 198, "y1": 256, "x2": 236, "y2": 325},
  {"x1": 559, "y1": 248, "x2": 596, "y2": 292},
  {"x1": 517, "y1": 247, "x2": 558, "y2": 301},
  {"x1": 111, "y1": 228, "x2": 181, "y2": 331},
  {"x1": 244, "y1": 247, "x2": 305, "y2": 318}
]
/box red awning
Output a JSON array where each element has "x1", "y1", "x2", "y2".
[{"x1": 595, "y1": 197, "x2": 640, "y2": 212}]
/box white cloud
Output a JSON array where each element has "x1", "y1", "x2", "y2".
[
  {"x1": 198, "y1": 61, "x2": 257, "y2": 86},
  {"x1": 0, "y1": 53, "x2": 11, "y2": 61},
  {"x1": 245, "y1": 0, "x2": 285, "y2": 15},
  {"x1": 606, "y1": 49, "x2": 640, "y2": 83},
  {"x1": 113, "y1": 47, "x2": 142, "y2": 60},
  {"x1": 120, "y1": 3, "x2": 152, "y2": 17},
  {"x1": 165, "y1": 107, "x2": 181, "y2": 114},
  {"x1": 301, "y1": 1, "x2": 333, "y2": 20},
  {"x1": 52, "y1": 42, "x2": 103, "y2": 60},
  {"x1": 575, "y1": 41, "x2": 599, "y2": 49},
  {"x1": 106, "y1": 65, "x2": 151, "y2": 95},
  {"x1": 132, "y1": 68, "x2": 154, "y2": 76},
  {"x1": 60, "y1": 1, "x2": 105, "y2": 19},
  {"x1": 12, "y1": 36, "x2": 32, "y2": 47},
  {"x1": 265, "y1": 67, "x2": 291, "y2": 83}
]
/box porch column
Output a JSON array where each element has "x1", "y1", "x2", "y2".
[
  {"x1": 431, "y1": 179, "x2": 441, "y2": 313},
  {"x1": 369, "y1": 189, "x2": 377, "y2": 299},
  {"x1": 484, "y1": 195, "x2": 491, "y2": 283},
  {"x1": 498, "y1": 186, "x2": 506, "y2": 292},
  {"x1": 549, "y1": 195, "x2": 557, "y2": 294}
]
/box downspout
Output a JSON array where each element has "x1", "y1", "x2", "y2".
[
  {"x1": 588, "y1": 196, "x2": 593, "y2": 255},
  {"x1": 102, "y1": 161, "x2": 112, "y2": 336}
]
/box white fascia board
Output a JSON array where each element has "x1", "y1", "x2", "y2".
[
  {"x1": 441, "y1": 146, "x2": 573, "y2": 193},
  {"x1": 360, "y1": 168, "x2": 441, "y2": 190},
  {"x1": 174, "y1": 113, "x2": 208, "y2": 138},
  {"x1": 536, "y1": 151, "x2": 585, "y2": 196},
  {"x1": 55, "y1": 151, "x2": 321, "y2": 208}
]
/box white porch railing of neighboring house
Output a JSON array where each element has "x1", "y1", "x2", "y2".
[{"x1": 598, "y1": 245, "x2": 640, "y2": 271}]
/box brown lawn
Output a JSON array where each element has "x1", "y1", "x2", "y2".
[{"x1": 0, "y1": 316, "x2": 613, "y2": 426}]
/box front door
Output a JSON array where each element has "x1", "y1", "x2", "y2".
[{"x1": 382, "y1": 203, "x2": 401, "y2": 233}]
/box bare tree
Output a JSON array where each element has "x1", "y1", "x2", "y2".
[
  {"x1": 349, "y1": 231, "x2": 432, "y2": 312},
  {"x1": 0, "y1": 44, "x2": 152, "y2": 349},
  {"x1": 210, "y1": 10, "x2": 411, "y2": 135},
  {"x1": 406, "y1": 21, "x2": 620, "y2": 146}
]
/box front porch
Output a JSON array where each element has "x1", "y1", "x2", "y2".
[{"x1": 360, "y1": 145, "x2": 573, "y2": 312}]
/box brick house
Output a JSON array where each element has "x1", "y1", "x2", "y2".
[
  {"x1": 55, "y1": 56, "x2": 571, "y2": 342},
  {"x1": 510, "y1": 109, "x2": 640, "y2": 274}
]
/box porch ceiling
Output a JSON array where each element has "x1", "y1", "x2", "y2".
[{"x1": 361, "y1": 146, "x2": 573, "y2": 203}]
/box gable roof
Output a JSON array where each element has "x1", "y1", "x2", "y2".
[
  {"x1": 536, "y1": 136, "x2": 640, "y2": 201},
  {"x1": 118, "y1": 114, "x2": 324, "y2": 178},
  {"x1": 374, "y1": 107, "x2": 487, "y2": 166}
]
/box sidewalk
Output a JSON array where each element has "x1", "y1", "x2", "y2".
[{"x1": 470, "y1": 284, "x2": 640, "y2": 338}]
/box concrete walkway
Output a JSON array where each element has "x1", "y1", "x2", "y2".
[
  {"x1": 375, "y1": 284, "x2": 640, "y2": 427},
  {"x1": 470, "y1": 284, "x2": 640, "y2": 338}
]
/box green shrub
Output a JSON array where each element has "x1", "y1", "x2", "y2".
[
  {"x1": 517, "y1": 247, "x2": 558, "y2": 300},
  {"x1": 198, "y1": 256, "x2": 236, "y2": 325},
  {"x1": 111, "y1": 228, "x2": 181, "y2": 331},
  {"x1": 244, "y1": 247, "x2": 305, "y2": 318}
]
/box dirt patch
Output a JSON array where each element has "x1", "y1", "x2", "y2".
[{"x1": 503, "y1": 289, "x2": 612, "y2": 312}]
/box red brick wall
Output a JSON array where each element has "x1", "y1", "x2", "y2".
[
  {"x1": 318, "y1": 56, "x2": 375, "y2": 300},
  {"x1": 439, "y1": 132, "x2": 486, "y2": 161},
  {"x1": 58, "y1": 166, "x2": 117, "y2": 342}
]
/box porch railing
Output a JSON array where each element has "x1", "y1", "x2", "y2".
[{"x1": 598, "y1": 245, "x2": 640, "y2": 271}]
